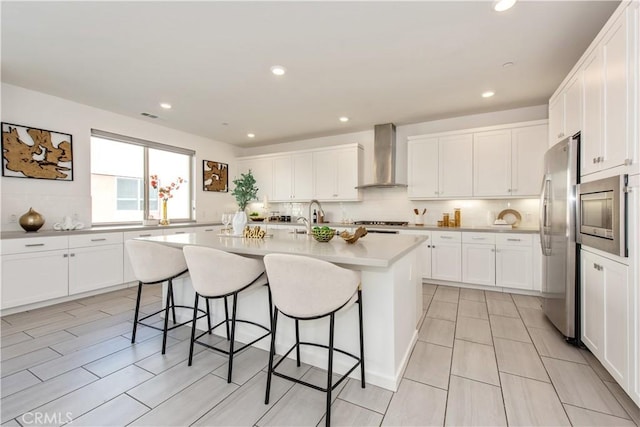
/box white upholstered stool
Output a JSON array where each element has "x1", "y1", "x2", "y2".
[
  {"x1": 263, "y1": 253, "x2": 365, "y2": 427},
  {"x1": 183, "y1": 245, "x2": 271, "y2": 383},
  {"x1": 125, "y1": 240, "x2": 209, "y2": 354}
]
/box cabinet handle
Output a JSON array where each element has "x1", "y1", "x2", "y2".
[
  {"x1": 471, "y1": 237, "x2": 486, "y2": 240},
  {"x1": 139, "y1": 233, "x2": 152, "y2": 237},
  {"x1": 593, "y1": 263, "x2": 603, "y2": 271},
  {"x1": 204, "y1": 229, "x2": 214, "y2": 232},
  {"x1": 432, "y1": 245, "x2": 436, "y2": 248},
  {"x1": 25, "y1": 243, "x2": 45, "y2": 247},
  {"x1": 599, "y1": 156, "x2": 604, "y2": 163},
  {"x1": 175, "y1": 232, "x2": 185, "y2": 234},
  {"x1": 507, "y1": 238, "x2": 521, "y2": 242},
  {"x1": 440, "y1": 236, "x2": 453, "y2": 239},
  {"x1": 63, "y1": 253, "x2": 68, "y2": 258},
  {"x1": 491, "y1": 248, "x2": 496, "y2": 252},
  {"x1": 624, "y1": 158, "x2": 633, "y2": 166},
  {"x1": 507, "y1": 189, "x2": 512, "y2": 193},
  {"x1": 593, "y1": 157, "x2": 597, "y2": 164},
  {"x1": 70, "y1": 253, "x2": 75, "y2": 257},
  {"x1": 91, "y1": 238, "x2": 107, "y2": 242}
]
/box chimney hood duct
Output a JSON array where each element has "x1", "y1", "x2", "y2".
[{"x1": 356, "y1": 123, "x2": 407, "y2": 189}]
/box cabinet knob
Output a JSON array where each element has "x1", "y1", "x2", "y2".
[
  {"x1": 491, "y1": 248, "x2": 495, "y2": 252},
  {"x1": 593, "y1": 158, "x2": 597, "y2": 164},
  {"x1": 432, "y1": 245, "x2": 436, "y2": 248},
  {"x1": 624, "y1": 158, "x2": 633, "y2": 166},
  {"x1": 63, "y1": 253, "x2": 68, "y2": 258},
  {"x1": 70, "y1": 253, "x2": 75, "y2": 257},
  {"x1": 599, "y1": 156, "x2": 604, "y2": 163},
  {"x1": 507, "y1": 189, "x2": 512, "y2": 193}
]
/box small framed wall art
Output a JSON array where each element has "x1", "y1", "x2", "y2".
[
  {"x1": 1, "y1": 122, "x2": 73, "y2": 181},
  {"x1": 203, "y1": 160, "x2": 228, "y2": 192}
]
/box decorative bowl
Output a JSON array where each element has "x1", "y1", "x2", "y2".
[
  {"x1": 339, "y1": 226, "x2": 368, "y2": 244},
  {"x1": 311, "y1": 227, "x2": 335, "y2": 242}
]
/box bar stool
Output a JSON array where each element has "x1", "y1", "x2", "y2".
[
  {"x1": 263, "y1": 253, "x2": 365, "y2": 427},
  {"x1": 182, "y1": 245, "x2": 272, "y2": 383},
  {"x1": 125, "y1": 240, "x2": 209, "y2": 354}
]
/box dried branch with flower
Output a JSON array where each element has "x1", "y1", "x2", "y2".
[{"x1": 150, "y1": 175, "x2": 186, "y2": 201}]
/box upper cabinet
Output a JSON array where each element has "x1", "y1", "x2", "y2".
[
  {"x1": 409, "y1": 121, "x2": 546, "y2": 199},
  {"x1": 549, "y1": 74, "x2": 583, "y2": 147},
  {"x1": 550, "y1": 3, "x2": 637, "y2": 177},
  {"x1": 313, "y1": 145, "x2": 363, "y2": 201},
  {"x1": 237, "y1": 143, "x2": 363, "y2": 204},
  {"x1": 408, "y1": 134, "x2": 473, "y2": 199}
]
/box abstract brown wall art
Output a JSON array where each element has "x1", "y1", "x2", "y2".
[
  {"x1": 1, "y1": 122, "x2": 73, "y2": 181},
  {"x1": 203, "y1": 160, "x2": 228, "y2": 192}
]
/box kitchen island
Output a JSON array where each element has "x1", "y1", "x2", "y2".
[{"x1": 137, "y1": 229, "x2": 427, "y2": 391}]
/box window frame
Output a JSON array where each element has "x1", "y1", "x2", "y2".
[{"x1": 90, "y1": 129, "x2": 195, "y2": 225}]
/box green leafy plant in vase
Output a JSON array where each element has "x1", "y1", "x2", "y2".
[{"x1": 231, "y1": 170, "x2": 259, "y2": 234}]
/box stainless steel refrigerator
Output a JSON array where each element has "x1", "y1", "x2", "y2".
[{"x1": 539, "y1": 135, "x2": 579, "y2": 341}]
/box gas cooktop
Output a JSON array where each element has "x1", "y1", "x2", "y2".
[{"x1": 353, "y1": 220, "x2": 409, "y2": 226}]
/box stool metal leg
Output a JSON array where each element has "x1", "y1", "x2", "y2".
[
  {"x1": 131, "y1": 282, "x2": 143, "y2": 344},
  {"x1": 224, "y1": 296, "x2": 230, "y2": 340},
  {"x1": 161, "y1": 280, "x2": 173, "y2": 354},
  {"x1": 227, "y1": 293, "x2": 238, "y2": 383},
  {"x1": 265, "y1": 308, "x2": 278, "y2": 404},
  {"x1": 169, "y1": 284, "x2": 177, "y2": 325},
  {"x1": 358, "y1": 288, "x2": 365, "y2": 387},
  {"x1": 295, "y1": 319, "x2": 301, "y2": 367},
  {"x1": 188, "y1": 293, "x2": 200, "y2": 366},
  {"x1": 206, "y1": 299, "x2": 212, "y2": 334},
  {"x1": 326, "y1": 313, "x2": 335, "y2": 427}
]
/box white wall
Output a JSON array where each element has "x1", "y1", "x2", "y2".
[{"x1": 1, "y1": 83, "x2": 240, "y2": 231}]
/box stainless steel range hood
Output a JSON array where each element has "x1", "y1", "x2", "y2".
[{"x1": 356, "y1": 123, "x2": 407, "y2": 189}]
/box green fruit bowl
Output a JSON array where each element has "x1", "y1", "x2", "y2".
[{"x1": 311, "y1": 227, "x2": 335, "y2": 242}]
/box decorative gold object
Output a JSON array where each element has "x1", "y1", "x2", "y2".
[
  {"x1": 19, "y1": 207, "x2": 45, "y2": 232},
  {"x1": 160, "y1": 199, "x2": 169, "y2": 226},
  {"x1": 454, "y1": 208, "x2": 461, "y2": 227},
  {"x1": 243, "y1": 225, "x2": 266, "y2": 239},
  {"x1": 339, "y1": 226, "x2": 368, "y2": 244}
]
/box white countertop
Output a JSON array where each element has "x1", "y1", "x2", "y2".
[{"x1": 138, "y1": 229, "x2": 427, "y2": 269}]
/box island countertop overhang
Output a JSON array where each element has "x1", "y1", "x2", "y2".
[{"x1": 137, "y1": 230, "x2": 427, "y2": 268}]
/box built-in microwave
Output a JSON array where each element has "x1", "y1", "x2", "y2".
[{"x1": 577, "y1": 174, "x2": 628, "y2": 257}]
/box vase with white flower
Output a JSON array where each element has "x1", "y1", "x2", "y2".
[
  {"x1": 231, "y1": 171, "x2": 258, "y2": 235},
  {"x1": 150, "y1": 175, "x2": 186, "y2": 226}
]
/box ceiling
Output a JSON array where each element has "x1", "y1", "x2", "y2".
[{"x1": 1, "y1": 1, "x2": 618, "y2": 147}]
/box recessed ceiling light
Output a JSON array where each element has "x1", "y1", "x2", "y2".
[
  {"x1": 493, "y1": 0, "x2": 516, "y2": 12},
  {"x1": 247, "y1": 133, "x2": 255, "y2": 138},
  {"x1": 339, "y1": 117, "x2": 349, "y2": 123},
  {"x1": 482, "y1": 91, "x2": 495, "y2": 98},
  {"x1": 160, "y1": 103, "x2": 172, "y2": 109},
  {"x1": 270, "y1": 65, "x2": 286, "y2": 76}
]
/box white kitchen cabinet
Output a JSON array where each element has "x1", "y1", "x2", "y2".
[
  {"x1": 473, "y1": 129, "x2": 511, "y2": 197},
  {"x1": 272, "y1": 153, "x2": 313, "y2": 202},
  {"x1": 581, "y1": 249, "x2": 630, "y2": 387},
  {"x1": 1, "y1": 236, "x2": 69, "y2": 309},
  {"x1": 462, "y1": 233, "x2": 496, "y2": 286},
  {"x1": 549, "y1": 74, "x2": 582, "y2": 146},
  {"x1": 407, "y1": 137, "x2": 439, "y2": 198},
  {"x1": 511, "y1": 125, "x2": 548, "y2": 196},
  {"x1": 163, "y1": 227, "x2": 199, "y2": 236},
  {"x1": 439, "y1": 134, "x2": 473, "y2": 198},
  {"x1": 313, "y1": 144, "x2": 363, "y2": 201},
  {"x1": 495, "y1": 234, "x2": 533, "y2": 290},
  {"x1": 399, "y1": 229, "x2": 432, "y2": 279},
  {"x1": 123, "y1": 229, "x2": 165, "y2": 283},
  {"x1": 431, "y1": 231, "x2": 461, "y2": 282},
  {"x1": 581, "y1": 8, "x2": 635, "y2": 176},
  {"x1": 237, "y1": 156, "x2": 273, "y2": 201},
  {"x1": 68, "y1": 233, "x2": 123, "y2": 295},
  {"x1": 407, "y1": 134, "x2": 472, "y2": 199},
  {"x1": 473, "y1": 125, "x2": 547, "y2": 197}
]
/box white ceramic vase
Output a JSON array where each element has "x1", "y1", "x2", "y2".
[{"x1": 232, "y1": 210, "x2": 247, "y2": 235}]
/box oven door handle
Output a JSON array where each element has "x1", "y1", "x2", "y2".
[{"x1": 539, "y1": 175, "x2": 552, "y2": 256}]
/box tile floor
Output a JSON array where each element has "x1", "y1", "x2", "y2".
[{"x1": 1, "y1": 284, "x2": 638, "y2": 426}]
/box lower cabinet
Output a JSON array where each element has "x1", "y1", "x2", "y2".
[
  {"x1": 68, "y1": 233, "x2": 123, "y2": 295},
  {"x1": 462, "y1": 244, "x2": 496, "y2": 286},
  {"x1": 431, "y1": 231, "x2": 462, "y2": 282},
  {"x1": 581, "y1": 248, "x2": 630, "y2": 387},
  {"x1": 496, "y1": 236, "x2": 533, "y2": 290},
  {"x1": 399, "y1": 229, "x2": 432, "y2": 279},
  {"x1": 1, "y1": 249, "x2": 69, "y2": 309}
]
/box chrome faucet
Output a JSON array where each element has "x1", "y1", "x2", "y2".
[
  {"x1": 297, "y1": 216, "x2": 309, "y2": 233},
  {"x1": 307, "y1": 199, "x2": 324, "y2": 234}
]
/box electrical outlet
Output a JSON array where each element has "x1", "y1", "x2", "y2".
[{"x1": 9, "y1": 214, "x2": 17, "y2": 223}]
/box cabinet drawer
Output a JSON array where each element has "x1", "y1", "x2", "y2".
[
  {"x1": 123, "y1": 229, "x2": 165, "y2": 240},
  {"x1": 496, "y1": 234, "x2": 532, "y2": 246},
  {"x1": 69, "y1": 232, "x2": 123, "y2": 248},
  {"x1": 1, "y1": 236, "x2": 68, "y2": 255},
  {"x1": 463, "y1": 232, "x2": 495, "y2": 244},
  {"x1": 432, "y1": 231, "x2": 462, "y2": 243}
]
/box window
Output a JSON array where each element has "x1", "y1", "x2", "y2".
[{"x1": 90, "y1": 130, "x2": 194, "y2": 224}]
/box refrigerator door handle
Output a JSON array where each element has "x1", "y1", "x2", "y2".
[{"x1": 539, "y1": 175, "x2": 552, "y2": 256}]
